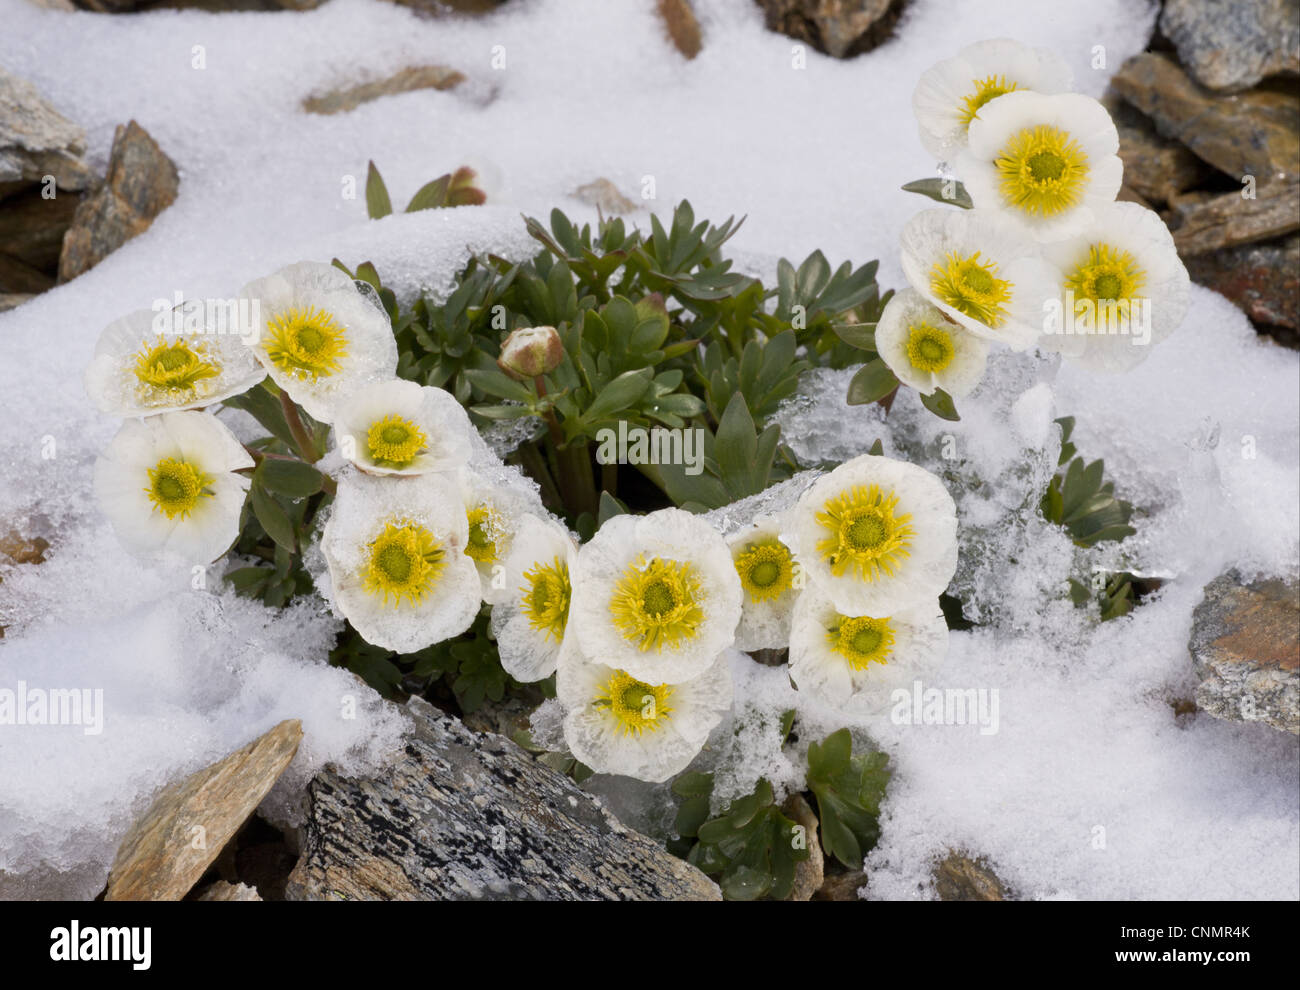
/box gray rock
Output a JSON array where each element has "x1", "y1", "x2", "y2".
[
  {"x1": 58, "y1": 120, "x2": 179, "y2": 282},
  {"x1": 105, "y1": 720, "x2": 304, "y2": 901},
  {"x1": 1189, "y1": 570, "x2": 1299, "y2": 734},
  {"x1": 1167, "y1": 184, "x2": 1300, "y2": 256},
  {"x1": 1160, "y1": 0, "x2": 1300, "y2": 93},
  {"x1": 0, "y1": 65, "x2": 92, "y2": 198},
  {"x1": 754, "y1": 0, "x2": 902, "y2": 59},
  {"x1": 1111, "y1": 53, "x2": 1300, "y2": 185},
  {"x1": 1104, "y1": 94, "x2": 1213, "y2": 206},
  {"x1": 285, "y1": 697, "x2": 721, "y2": 900}
]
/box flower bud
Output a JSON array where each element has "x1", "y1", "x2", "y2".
[{"x1": 498, "y1": 325, "x2": 563, "y2": 380}]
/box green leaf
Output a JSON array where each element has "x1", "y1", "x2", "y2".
[
  {"x1": 584, "y1": 368, "x2": 653, "y2": 422},
  {"x1": 901, "y1": 177, "x2": 973, "y2": 209},
  {"x1": 366, "y1": 160, "x2": 393, "y2": 219},
  {"x1": 806, "y1": 728, "x2": 891, "y2": 869},
  {"x1": 405, "y1": 173, "x2": 452, "y2": 212},
  {"x1": 833, "y1": 322, "x2": 877, "y2": 351},
  {"x1": 463, "y1": 367, "x2": 533, "y2": 403},
  {"x1": 257, "y1": 458, "x2": 323, "y2": 499},
  {"x1": 846, "y1": 360, "x2": 899, "y2": 405},
  {"x1": 222, "y1": 385, "x2": 295, "y2": 448},
  {"x1": 597, "y1": 490, "x2": 627, "y2": 525},
  {"x1": 715, "y1": 393, "x2": 758, "y2": 493},
  {"x1": 251, "y1": 485, "x2": 296, "y2": 553},
  {"x1": 919, "y1": 386, "x2": 960, "y2": 421},
  {"x1": 686, "y1": 778, "x2": 809, "y2": 901}
]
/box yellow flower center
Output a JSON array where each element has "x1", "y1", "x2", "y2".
[
  {"x1": 609, "y1": 555, "x2": 705, "y2": 652},
  {"x1": 929, "y1": 250, "x2": 1013, "y2": 328},
  {"x1": 1065, "y1": 242, "x2": 1147, "y2": 304},
  {"x1": 595, "y1": 670, "x2": 675, "y2": 736},
  {"x1": 265, "y1": 306, "x2": 347, "y2": 380},
  {"x1": 959, "y1": 74, "x2": 1018, "y2": 126},
  {"x1": 133, "y1": 338, "x2": 221, "y2": 395},
  {"x1": 905, "y1": 323, "x2": 956, "y2": 373},
  {"x1": 995, "y1": 124, "x2": 1089, "y2": 218},
  {"x1": 521, "y1": 555, "x2": 571, "y2": 641},
  {"x1": 465, "y1": 504, "x2": 505, "y2": 564},
  {"x1": 733, "y1": 537, "x2": 794, "y2": 603},
  {"x1": 144, "y1": 457, "x2": 214, "y2": 520},
  {"x1": 826, "y1": 614, "x2": 896, "y2": 670},
  {"x1": 815, "y1": 483, "x2": 914, "y2": 582},
  {"x1": 363, "y1": 521, "x2": 446, "y2": 606},
  {"x1": 366, "y1": 414, "x2": 427, "y2": 468}
]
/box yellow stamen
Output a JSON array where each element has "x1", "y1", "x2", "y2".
[
  {"x1": 133, "y1": 338, "x2": 220, "y2": 395},
  {"x1": 733, "y1": 538, "x2": 794, "y2": 603},
  {"x1": 959, "y1": 74, "x2": 1018, "y2": 126},
  {"x1": 264, "y1": 306, "x2": 348, "y2": 380},
  {"x1": 815, "y1": 483, "x2": 914, "y2": 582},
  {"x1": 996, "y1": 124, "x2": 1089, "y2": 218},
  {"x1": 521, "y1": 555, "x2": 571, "y2": 641},
  {"x1": 905, "y1": 323, "x2": 956, "y2": 373},
  {"x1": 363, "y1": 521, "x2": 446, "y2": 606},
  {"x1": 366, "y1": 414, "x2": 427, "y2": 468},
  {"x1": 144, "y1": 457, "x2": 214, "y2": 520},
  {"x1": 929, "y1": 250, "x2": 1013, "y2": 328},
  {"x1": 609, "y1": 555, "x2": 704, "y2": 652},
  {"x1": 594, "y1": 670, "x2": 675, "y2": 735},
  {"x1": 826, "y1": 614, "x2": 895, "y2": 670}
]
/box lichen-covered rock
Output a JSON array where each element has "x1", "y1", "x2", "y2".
[
  {"x1": 58, "y1": 120, "x2": 178, "y2": 282},
  {"x1": 105, "y1": 720, "x2": 304, "y2": 901},
  {"x1": 285, "y1": 698, "x2": 721, "y2": 901},
  {"x1": 1160, "y1": 0, "x2": 1300, "y2": 93},
  {"x1": 0, "y1": 65, "x2": 93, "y2": 197},
  {"x1": 1185, "y1": 233, "x2": 1300, "y2": 331},
  {"x1": 1189, "y1": 570, "x2": 1299, "y2": 735},
  {"x1": 753, "y1": 0, "x2": 902, "y2": 60}
]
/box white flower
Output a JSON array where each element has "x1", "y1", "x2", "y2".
[
  {"x1": 912, "y1": 38, "x2": 1073, "y2": 160},
  {"x1": 958, "y1": 91, "x2": 1122, "y2": 242},
  {"x1": 788, "y1": 587, "x2": 948, "y2": 710},
  {"x1": 875, "y1": 288, "x2": 990, "y2": 397},
  {"x1": 93, "y1": 411, "x2": 253, "y2": 562},
  {"x1": 322, "y1": 470, "x2": 480, "y2": 653},
  {"x1": 333, "y1": 379, "x2": 473, "y2": 476},
  {"x1": 457, "y1": 469, "x2": 536, "y2": 604},
  {"x1": 84, "y1": 303, "x2": 265, "y2": 417},
  {"x1": 784, "y1": 453, "x2": 957, "y2": 616},
  {"x1": 569, "y1": 508, "x2": 743, "y2": 685},
  {"x1": 488, "y1": 514, "x2": 578, "y2": 682},
  {"x1": 900, "y1": 208, "x2": 1063, "y2": 351},
  {"x1": 240, "y1": 261, "x2": 398, "y2": 423},
  {"x1": 1040, "y1": 201, "x2": 1190, "y2": 372},
  {"x1": 727, "y1": 515, "x2": 800, "y2": 652},
  {"x1": 556, "y1": 638, "x2": 732, "y2": 782}
]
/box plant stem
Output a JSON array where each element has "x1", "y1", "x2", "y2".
[{"x1": 279, "y1": 389, "x2": 322, "y2": 463}]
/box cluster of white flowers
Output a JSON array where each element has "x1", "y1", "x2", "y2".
[{"x1": 885, "y1": 38, "x2": 1190, "y2": 389}]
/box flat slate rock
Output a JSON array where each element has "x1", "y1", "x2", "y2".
[
  {"x1": 285, "y1": 698, "x2": 721, "y2": 901},
  {"x1": 105, "y1": 720, "x2": 303, "y2": 901},
  {"x1": 1160, "y1": 0, "x2": 1300, "y2": 93},
  {"x1": 0, "y1": 65, "x2": 93, "y2": 196},
  {"x1": 1190, "y1": 570, "x2": 1299, "y2": 735}
]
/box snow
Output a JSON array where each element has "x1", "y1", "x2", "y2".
[{"x1": 2, "y1": 0, "x2": 1296, "y2": 900}]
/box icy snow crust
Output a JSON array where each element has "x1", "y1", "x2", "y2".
[{"x1": 1, "y1": 0, "x2": 1296, "y2": 899}]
